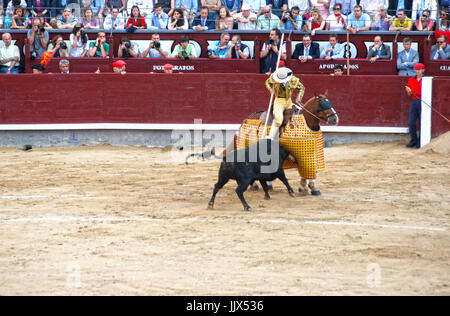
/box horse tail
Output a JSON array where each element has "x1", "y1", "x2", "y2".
[{"x1": 185, "y1": 147, "x2": 222, "y2": 165}]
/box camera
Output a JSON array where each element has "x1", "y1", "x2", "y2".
[
  {"x1": 236, "y1": 42, "x2": 241, "y2": 48},
  {"x1": 181, "y1": 50, "x2": 190, "y2": 60},
  {"x1": 38, "y1": 25, "x2": 45, "y2": 33},
  {"x1": 125, "y1": 42, "x2": 131, "y2": 49},
  {"x1": 282, "y1": 13, "x2": 290, "y2": 23},
  {"x1": 153, "y1": 41, "x2": 160, "y2": 49},
  {"x1": 60, "y1": 42, "x2": 67, "y2": 50},
  {"x1": 80, "y1": 30, "x2": 86, "y2": 37},
  {"x1": 269, "y1": 39, "x2": 277, "y2": 45},
  {"x1": 207, "y1": 50, "x2": 214, "y2": 57}
]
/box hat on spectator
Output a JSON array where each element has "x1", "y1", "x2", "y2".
[
  {"x1": 241, "y1": 3, "x2": 251, "y2": 11},
  {"x1": 113, "y1": 60, "x2": 127, "y2": 68},
  {"x1": 32, "y1": 63, "x2": 45, "y2": 71},
  {"x1": 272, "y1": 67, "x2": 293, "y2": 83},
  {"x1": 414, "y1": 63, "x2": 425, "y2": 70},
  {"x1": 164, "y1": 64, "x2": 174, "y2": 70}
]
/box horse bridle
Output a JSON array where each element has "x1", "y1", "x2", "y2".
[{"x1": 293, "y1": 96, "x2": 337, "y2": 122}]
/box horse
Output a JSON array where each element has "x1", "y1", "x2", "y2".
[{"x1": 227, "y1": 90, "x2": 339, "y2": 195}]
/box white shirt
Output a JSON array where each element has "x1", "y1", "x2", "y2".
[
  {"x1": 233, "y1": 12, "x2": 257, "y2": 30},
  {"x1": 0, "y1": 43, "x2": 20, "y2": 67},
  {"x1": 103, "y1": 13, "x2": 125, "y2": 30},
  {"x1": 326, "y1": 14, "x2": 347, "y2": 31},
  {"x1": 127, "y1": 0, "x2": 153, "y2": 17}
]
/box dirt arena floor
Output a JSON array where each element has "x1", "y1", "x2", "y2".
[{"x1": 0, "y1": 133, "x2": 449, "y2": 296}]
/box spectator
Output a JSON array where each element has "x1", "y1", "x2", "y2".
[
  {"x1": 280, "y1": 6, "x2": 303, "y2": 30},
  {"x1": 260, "y1": 28, "x2": 286, "y2": 74},
  {"x1": 389, "y1": 9, "x2": 413, "y2": 30},
  {"x1": 117, "y1": 36, "x2": 140, "y2": 58},
  {"x1": 57, "y1": 8, "x2": 78, "y2": 29},
  {"x1": 241, "y1": 0, "x2": 266, "y2": 15},
  {"x1": 436, "y1": 9, "x2": 449, "y2": 31},
  {"x1": 48, "y1": 35, "x2": 69, "y2": 58},
  {"x1": 168, "y1": 8, "x2": 189, "y2": 30},
  {"x1": 215, "y1": 6, "x2": 234, "y2": 30},
  {"x1": 105, "y1": 0, "x2": 126, "y2": 14},
  {"x1": 288, "y1": 0, "x2": 309, "y2": 16},
  {"x1": 80, "y1": 8, "x2": 101, "y2": 29},
  {"x1": 5, "y1": 0, "x2": 27, "y2": 25},
  {"x1": 331, "y1": 64, "x2": 344, "y2": 75},
  {"x1": 346, "y1": 4, "x2": 371, "y2": 33},
  {"x1": 256, "y1": 6, "x2": 280, "y2": 30},
  {"x1": 28, "y1": 16, "x2": 49, "y2": 58},
  {"x1": 226, "y1": 34, "x2": 250, "y2": 59},
  {"x1": 69, "y1": 24, "x2": 89, "y2": 57},
  {"x1": 149, "y1": 3, "x2": 170, "y2": 29},
  {"x1": 411, "y1": 0, "x2": 438, "y2": 21},
  {"x1": 89, "y1": 31, "x2": 110, "y2": 57},
  {"x1": 175, "y1": 0, "x2": 198, "y2": 22},
  {"x1": 329, "y1": 0, "x2": 356, "y2": 15},
  {"x1": 112, "y1": 59, "x2": 126, "y2": 74},
  {"x1": 442, "y1": 0, "x2": 450, "y2": 12},
  {"x1": 267, "y1": 0, "x2": 288, "y2": 18},
  {"x1": 29, "y1": 0, "x2": 50, "y2": 18},
  {"x1": 163, "y1": 63, "x2": 174, "y2": 73},
  {"x1": 234, "y1": 3, "x2": 257, "y2": 30},
  {"x1": 397, "y1": 37, "x2": 419, "y2": 76},
  {"x1": 307, "y1": 8, "x2": 326, "y2": 35},
  {"x1": 126, "y1": 5, "x2": 147, "y2": 29},
  {"x1": 192, "y1": 7, "x2": 215, "y2": 31},
  {"x1": 0, "y1": 33, "x2": 20, "y2": 74},
  {"x1": 207, "y1": 32, "x2": 231, "y2": 59},
  {"x1": 367, "y1": 35, "x2": 392, "y2": 63},
  {"x1": 311, "y1": 0, "x2": 329, "y2": 20},
  {"x1": 171, "y1": 35, "x2": 197, "y2": 59},
  {"x1": 413, "y1": 9, "x2": 435, "y2": 30},
  {"x1": 127, "y1": 0, "x2": 153, "y2": 26},
  {"x1": 59, "y1": 59, "x2": 70, "y2": 73},
  {"x1": 326, "y1": 3, "x2": 347, "y2": 31},
  {"x1": 142, "y1": 33, "x2": 169, "y2": 58},
  {"x1": 372, "y1": 5, "x2": 393, "y2": 31},
  {"x1": 320, "y1": 34, "x2": 345, "y2": 60},
  {"x1": 32, "y1": 63, "x2": 45, "y2": 74},
  {"x1": 0, "y1": 5, "x2": 3, "y2": 29},
  {"x1": 431, "y1": 35, "x2": 450, "y2": 59},
  {"x1": 359, "y1": 0, "x2": 389, "y2": 21},
  {"x1": 103, "y1": 7, "x2": 125, "y2": 30},
  {"x1": 388, "y1": 0, "x2": 413, "y2": 19},
  {"x1": 158, "y1": 0, "x2": 175, "y2": 16},
  {"x1": 201, "y1": 0, "x2": 221, "y2": 20},
  {"x1": 10, "y1": 7, "x2": 29, "y2": 29},
  {"x1": 82, "y1": 0, "x2": 105, "y2": 21},
  {"x1": 292, "y1": 34, "x2": 320, "y2": 62},
  {"x1": 404, "y1": 63, "x2": 425, "y2": 148}
]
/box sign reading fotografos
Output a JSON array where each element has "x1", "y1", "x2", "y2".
[{"x1": 153, "y1": 65, "x2": 195, "y2": 71}]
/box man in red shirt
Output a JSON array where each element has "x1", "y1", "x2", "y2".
[{"x1": 405, "y1": 63, "x2": 425, "y2": 148}]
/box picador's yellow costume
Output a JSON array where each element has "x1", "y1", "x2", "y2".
[{"x1": 265, "y1": 67, "x2": 305, "y2": 139}]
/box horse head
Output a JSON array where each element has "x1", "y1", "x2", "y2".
[{"x1": 313, "y1": 91, "x2": 339, "y2": 126}]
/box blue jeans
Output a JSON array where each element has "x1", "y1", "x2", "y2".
[
  {"x1": 408, "y1": 99, "x2": 421, "y2": 145},
  {"x1": 0, "y1": 67, "x2": 19, "y2": 74}
]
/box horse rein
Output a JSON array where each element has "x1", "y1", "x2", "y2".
[{"x1": 293, "y1": 98, "x2": 337, "y2": 123}]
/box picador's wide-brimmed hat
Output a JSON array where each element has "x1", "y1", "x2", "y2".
[{"x1": 272, "y1": 67, "x2": 293, "y2": 83}]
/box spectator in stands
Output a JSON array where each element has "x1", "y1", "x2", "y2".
[
  {"x1": 149, "y1": 4, "x2": 170, "y2": 29},
  {"x1": 59, "y1": 59, "x2": 70, "y2": 73},
  {"x1": 241, "y1": 0, "x2": 266, "y2": 16},
  {"x1": 346, "y1": 4, "x2": 371, "y2": 33},
  {"x1": 367, "y1": 35, "x2": 392, "y2": 63},
  {"x1": 5, "y1": 0, "x2": 27, "y2": 29},
  {"x1": 389, "y1": 9, "x2": 413, "y2": 30},
  {"x1": 158, "y1": 0, "x2": 175, "y2": 16},
  {"x1": 164, "y1": 63, "x2": 174, "y2": 73},
  {"x1": 28, "y1": 16, "x2": 49, "y2": 59},
  {"x1": 326, "y1": 3, "x2": 347, "y2": 31},
  {"x1": 222, "y1": 0, "x2": 240, "y2": 16},
  {"x1": 311, "y1": 0, "x2": 330, "y2": 20},
  {"x1": 45, "y1": 18, "x2": 59, "y2": 30},
  {"x1": 80, "y1": 8, "x2": 101, "y2": 29},
  {"x1": 0, "y1": 33, "x2": 20, "y2": 74},
  {"x1": 168, "y1": 8, "x2": 189, "y2": 30},
  {"x1": 332, "y1": 64, "x2": 344, "y2": 75},
  {"x1": 112, "y1": 59, "x2": 126, "y2": 74},
  {"x1": 215, "y1": 6, "x2": 234, "y2": 30},
  {"x1": 388, "y1": 0, "x2": 413, "y2": 18},
  {"x1": 307, "y1": 7, "x2": 326, "y2": 35},
  {"x1": 288, "y1": 0, "x2": 310, "y2": 16},
  {"x1": 226, "y1": 34, "x2": 250, "y2": 59},
  {"x1": 280, "y1": 5, "x2": 302, "y2": 30},
  {"x1": 292, "y1": 34, "x2": 320, "y2": 63},
  {"x1": 69, "y1": 23, "x2": 89, "y2": 57},
  {"x1": 82, "y1": 0, "x2": 105, "y2": 21},
  {"x1": 234, "y1": 3, "x2": 257, "y2": 30},
  {"x1": 142, "y1": 33, "x2": 169, "y2": 58},
  {"x1": 10, "y1": 7, "x2": 29, "y2": 29},
  {"x1": 192, "y1": 7, "x2": 215, "y2": 31},
  {"x1": 29, "y1": 0, "x2": 50, "y2": 18},
  {"x1": 171, "y1": 35, "x2": 197, "y2": 59},
  {"x1": 397, "y1": 37, "x2": 419, "y2": 76},
  {"x1": 118, "y1": 36, "x2": 140, "y2": 58},
  {"x1": 413, "y1": 9, "x2": 435, "y2": 30},
  {"x1": 329, "y1": 0, "x2": 356, "y2": 16},
  {"x1": 32, "y1": 63, "x2": 45, "y2": 74},
  {"x1": 48, "y1": 35, "x2": 69, "y2": 58},
  {"x1": 372, "y1": 5, "x2": 393, "y2": 31},
  {"x1": 57, "y1": 8, "x2": 78, "y2": 29},
  {"x1": 260, "y1": 28, "x2": 286, "y2": 74},
  {"x1": 256, "y1": 6, "x2": 281, "y2": 30},
  {"x1": 105, "y1": 0, "x2": 126, "y2": 14},
  {"x1": 441, "y1": 0, "x2": 450, "y2": 12},
  {"x1": 431, "y1": 34, "x2": 450, "y2": 59},
  {"x1": 267, "y1": 0, "x2": 288, "y2": 18},
  {"x1": 0, "y1": 5, "x2": 3, "y2": 29},
  {"x1": 175, "y1": 0, "x2": 198, "y2": 22},
  {"x1": 126, "y1": 5, "x2": 147, "y2": 29},
  {"x1": 127, "y1": 0, "x2": 153, "y2": 27},
  {"x1": 436, "y1": 9, "x2": 449, "y2": 31},
  {"x1": 412, "y1": 0, "x2": 438, "y2": 21},
  {"x1": 359, "y1": 0, "x2": 389, "y2": 21},
  {"x1": 104, "y1": 7, "x2": 125, "y2": 30},
  {"x1": 208, "y1": 32, "x2": 231, "y2": 58},
  {"x1": 320, "y1": 34, "x2": 345, "y2": 60},
  {"x1": 89, "y1": 31, "x2": 110, "y2": 57},
  {"x1": 201, "y1": 0, "x2": 221, "y2": 21}
]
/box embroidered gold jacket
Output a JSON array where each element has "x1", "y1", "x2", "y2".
[{"x1": 265, "y1": 75, "x2": 305, "y2": 102}]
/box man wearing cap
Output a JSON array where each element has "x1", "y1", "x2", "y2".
[
  {"x1": 164, "y1": 63, "x2": 174, "y2": 73},
  {"x1": 265, "y1": 67, "x2": 305, "y2": 139},
  {"x1": 404, "y1": 63, "x2": 425, "y2": 148},
  {"x1": 234, "y1": 4, "x2": 257, "y2": 30},
  {"x1": 112, "y1": 60, "x2": 127, "y2": 74}
]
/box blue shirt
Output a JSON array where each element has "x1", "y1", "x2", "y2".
[
  {"x1": 208, "y1": 40, "x2": 230, "y2": 58},
  {"x1": 175, "y1": 0, "x2": 198, "y2": 12},
  {"x1": 346, "y1": 13, "x2": 371, "y2": 28},
  {"x1": 82, "y1": 0, "x2": 105, "y2": 15},
  {"x1": 320, "y1": 42, "x2": 345, "y2": 59},
  {"x1": 281, "y1": 14, "x2": 302, "y2": 30},
  {"x1": 149, "y1": 12, "x2": 169, "y2": 29},
  {"x1": 329, "y1": 0, "x2": 356, "y2": 16}
]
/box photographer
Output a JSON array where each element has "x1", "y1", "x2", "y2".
[
  {"x1": 279, "y1": 6, "x2": 302, "y2": 31},
  {"x1": 117, "y1": 37, "x2": 139, "y2": 58},
  {"x1": 28, "y1": 17, "x2": 49, "y2": 59},
  {"x1": 171, "y1": 36, "x2": 196, "y2": 59},
  {"x1": 48, "y1": 35, "x2": 69, "y2": 58},
  {"x1": 260, "y1": 28, "x2": 286, "y2": 74},
  {"x1": 226, "y1": 35, "x2": 250, "y2": 59},
  {"x1": 142, "y1": 33, "x2": 169, "y2": 58},
  {"x1": 207, "y1": 32, "x2": 231, "y2": 59},
  {"x1": 69, "y1": 24, "x2": 89, "y2": 57},
  {"x1": 89, "y1": 32, "x2": 110, "y2": 58}
]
